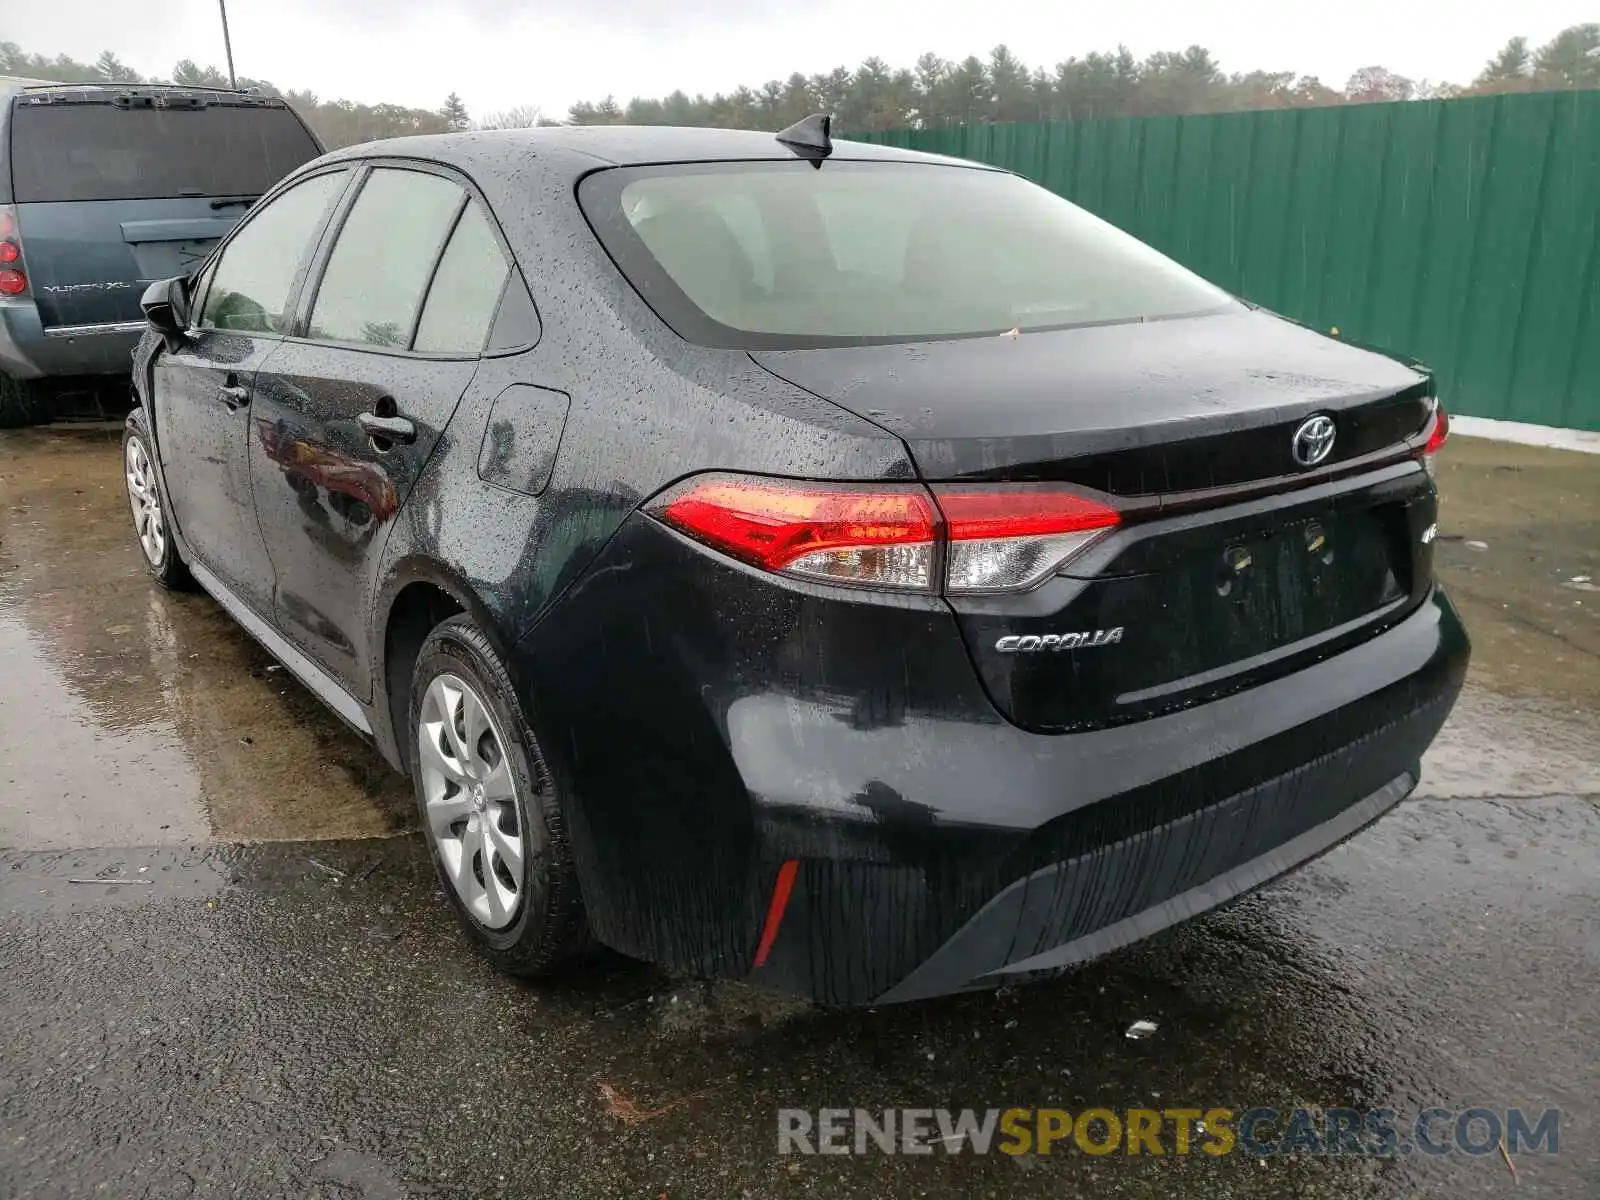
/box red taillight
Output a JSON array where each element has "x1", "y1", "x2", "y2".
[
  {"x1": 1424, "y1": 403, "x2": 1449, "y2": 456},
  {"x1": 0, "y1": 206, "x2": 23, "y2": 293},
  {"x1": 651, "y1": 474, "x2": 1123, "y2": 594},
  {"x1": 653, "y1": 475, "x2": 939, "y2": 590},
  {"x1": 934, "y1": 487, "x2": 1122, "y2": 540},
  {"x1": 1418, "y1": 402, "x2": 1448, "y2": 476}
]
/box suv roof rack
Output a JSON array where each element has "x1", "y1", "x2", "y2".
[
  {"x1": 20, "y1": 81, "x2": 245, "y2": 93},
  {"x1": 17, "y1": 82, "x2": 275, "y2": 98},
  {"x1": 14, "y1": 83, "x2": 281, "y2": 109}
]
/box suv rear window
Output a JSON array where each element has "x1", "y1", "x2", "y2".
[
  {"x1": 580, "y1": 160, "x2": 1234, "y2": 350},
  {"x1": 9, "y1": 100, "x2": 321, "y2": 203}
]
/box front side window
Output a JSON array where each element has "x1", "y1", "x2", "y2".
[
  {"x1": 581, "y1": 161, "x2": 1235, "y2": 350},
  {"x1": 413, "y1": 201, "x2": 511, "y2": 354},
  {"x1": 309, "y1": 168, "x2": 463, "y2": 349},
  {"x1": 198, "y1": 170, "x2": 346, "y2": 334}
]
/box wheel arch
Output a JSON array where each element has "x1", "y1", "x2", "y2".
[{"x1": 373, "y1": 557, "x2": 514, "y2": 775}]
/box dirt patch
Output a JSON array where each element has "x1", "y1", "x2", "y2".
[{"x1": 1432, "y1": 435, "x2": 1600, "y2": 713}]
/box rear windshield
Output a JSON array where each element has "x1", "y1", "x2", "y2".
[
  {"x1": 9, "y1": 101, "x2": 321, "y2": 203},
  {"x1": 580, "y1": 160, "x2": 1234, "y2": 350}
]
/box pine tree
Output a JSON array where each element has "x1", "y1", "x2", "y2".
[
  {"x1": 94, "y1": 50, "x2": 141, "y2": 83},
  {"x1": 172, "y1": 59, "x2": 231, "y2": 89},
  {"x1": 1532, "y1": 24, "x2": 1600, "y2": 88},
  {"x1": 441, "y1": 92, "x2": 470, "y2": 133},
  {"x1": 1476, "y1": 37, "x2": 1532, "y2": 85}
]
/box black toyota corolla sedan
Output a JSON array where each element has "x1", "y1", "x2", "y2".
[{"x1": 124, "y1": 119, "x2": 1467, "y2": 1004}]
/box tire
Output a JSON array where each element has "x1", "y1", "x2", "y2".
[
  {"x1": 122, "y1": 410, "x2": 193, "y2": 590},
  {"x1": 408, "y1": 615, "x2": 588, "y2": 976},
  {"x1": 0, "y1": 374, "x2": 42, "y2": 429}
]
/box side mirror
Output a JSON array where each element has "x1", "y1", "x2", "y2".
[{"x1": 140, "y1": 276, "x2": 191, "y2": 350}]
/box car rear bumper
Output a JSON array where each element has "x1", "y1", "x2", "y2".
[
  {"x1": 0, "y1": 301, "x2": 143, "y2": 380},
  {"x1": 879, "y1": 761, "x2": 1417, "y2": 1003},
  {"x1": 520, "y1": 515, "x2": 1469, "y2": 1005},
  {"x1": 751, "y1": 590, "x2": 1463, "y2": 1004}
]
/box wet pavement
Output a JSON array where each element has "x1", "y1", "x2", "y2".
[
  {"x1": 1, "y1": 424, "x2": 1597, "y2": 1198},
  {"x1": 0, "y1": 425, "x2": 409, "y2": 847}
]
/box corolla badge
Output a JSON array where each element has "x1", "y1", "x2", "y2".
[
  {"x1": 1292, "y1": 414, "x2": 1337, "y2": 467},
  {"x1": 995, "y1": 628, "x2": 1124, "y2": 653}
]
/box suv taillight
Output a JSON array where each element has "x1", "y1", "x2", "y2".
[
  {"x1": 0, "y1": 206, "x2": 26, "y2": 296},
  {"x1": 650, "y1": 474, "x2": 1121, "y2": 595}
]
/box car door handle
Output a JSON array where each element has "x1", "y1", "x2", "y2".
[
  {"x1": 358, "y1": 412, "x2": 417, "y2": 445},
  {"x1": 216, "y1": 384, "x2": 250, "y2": 409}
]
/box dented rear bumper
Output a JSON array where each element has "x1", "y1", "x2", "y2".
[
  {"x1": 748, "y1": 588, "x2": 1466, "y2": 1004},
  {"x1": 522, "y1": 507, "x2": 1467, "y2": 1006}
]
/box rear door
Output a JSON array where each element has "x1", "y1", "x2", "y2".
[
  {"x1": 249, "y1": 164, "x2": 515, "y2": 696},
  {"x1": 153, "y1": 168, "x2": 351, "y2": 614},
  {"x1": 8, "y1": 90, "x2": 320, "y2": 329}
]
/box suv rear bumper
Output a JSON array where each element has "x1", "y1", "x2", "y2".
[
  {"x1": 520, "y1": 514, "x2": 1468, "y2": 1005},
  {"x1": 0, "y1": 301, "x2": 143, "y2": 380}
]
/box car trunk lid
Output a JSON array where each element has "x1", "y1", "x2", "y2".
[
  {"x1": 752, "y1": 308, "x2": 1440, "y2": 731},
  {"x1": 751, "y1": 308, "x2": 1431, "y2": 490}
]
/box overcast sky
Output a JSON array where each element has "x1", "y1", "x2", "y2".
[{"x1": 11, "y1": 1, "x2": 1595, "y2": 118}]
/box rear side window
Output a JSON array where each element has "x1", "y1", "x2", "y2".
[
  {"x1": 413, "y1": 202, "x2": 510, "y2": 353},
  {"x1": 199, "y1": 171, "x2": 346, "y2": 334},
  {"x1": 309, "y1": 168, "x2": 463, "y2": 349},
  {"x1": 580, "y1": 161, "x2": 1235, "y2": 350},
  {"x1": 8, "y1": 101, "x2": 321, "y2": 203}
]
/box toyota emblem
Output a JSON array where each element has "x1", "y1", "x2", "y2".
[{"x1": 1292, "y1": 415, "x2": 1336, "y2": 467}]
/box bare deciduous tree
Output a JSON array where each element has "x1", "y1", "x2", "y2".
[{"x1": 475, "y1": 105, "x2": 548, "y2": 130}]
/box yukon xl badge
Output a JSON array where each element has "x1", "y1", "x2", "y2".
[
  {"x1": 42, "y1": 280, "x2": 134, "y2": 294},
  {"x1": 996, "y1": 628, "x2": 1124, "y2": 653}
]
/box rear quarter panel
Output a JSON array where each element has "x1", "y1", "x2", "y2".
[{"x1": 364, "y1": 155, "x2": 915, "y2": 768}]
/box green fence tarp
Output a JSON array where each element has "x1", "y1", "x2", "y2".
[{"x1": 857, "y1": 92, "x2": 1600, "y2": 432}]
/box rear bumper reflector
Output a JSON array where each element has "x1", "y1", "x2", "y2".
[{"x1": 753, "y1": 858, "x2": 800, "y2": 968}]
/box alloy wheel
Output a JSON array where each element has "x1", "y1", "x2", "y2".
[
  {"x1": 124, "y1": 436, "x2": 166, "y2": 567},
  {"x1": 417, "y1": 673, "x2": 528, "y2": 929}
]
